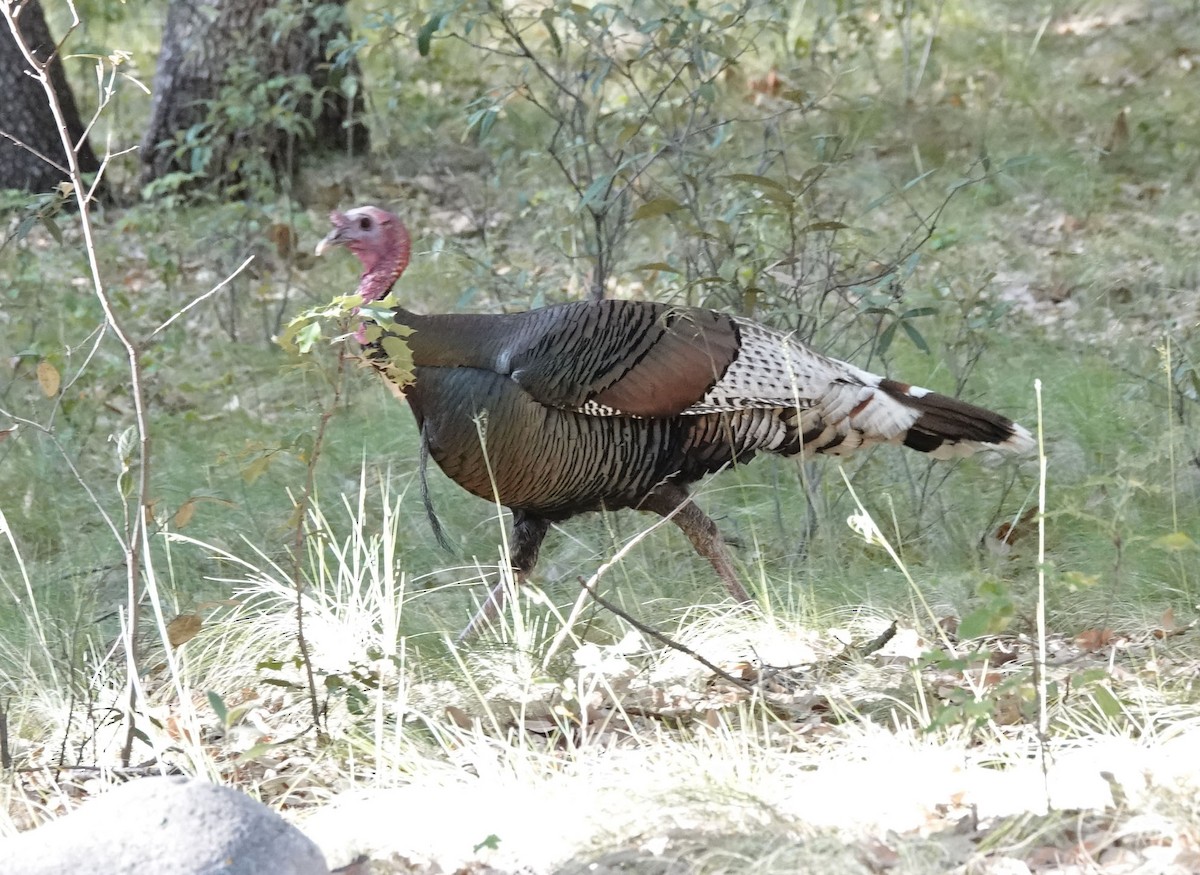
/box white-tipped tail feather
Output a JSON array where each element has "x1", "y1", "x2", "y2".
[{"x1": 681, "y1": 317, "x2": 1033, "y2": 462}]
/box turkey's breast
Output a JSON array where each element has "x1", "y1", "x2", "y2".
[{"x1": 406, "y1": 366, "x2": 764, "y2": 517}]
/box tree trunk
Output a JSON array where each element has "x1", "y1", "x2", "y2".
[
  {"x1": 0, "y1": 0, "x2": 100, "y2": 193},
  {"x1": 140, "y1": 0, "x2": 368, "y2": 196}
]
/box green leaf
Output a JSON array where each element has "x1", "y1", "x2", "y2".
[
  {"x1": 877, "y1": 321, "x2": 898, "y2": 356},
  {"x1": 417, "y1": 12, "x2": 449, "y2": 56},
  {"x1": 799, "y1": 220, "x2": 848, "y2": 233},
  {"x1": 578, "y1": 173, "x2": 616, "y2": 211},
  {"x1": 474, "y1": 835, "x2": 502, "y2": 852},
  {"x1": 632, "y1": 197, "x2": 683, "y2": 220},
  {"x1": 207, "y1": 690, "x2": 228, "y2": 726},
  {"x1": 1153, "y1": 532, "x2": 1198, "y2": 551},
  {"x1": 901, "y1": 320, "x2": 930, "y2": 353},
  {"x1": 632, "y1": 262, "x2": 680, "y2": 273},
  {"x1": 540, "y1": 8, "x2": 563, "y2": 55},
  {"x1": 260, "y1": 677, "x2": 304, "y2": 689},
  {"x1": 241, "y1": 454, "x2": 271, "y2": 484},
  {"x1": 381, "y1": 335, "x2": 411, "y2": 361},
  {"x1": 234, "y1": 741, "x2": 284, "y2": 763},
  {"x1": 902, "y1": 168, "x2": 937, "y2": 191},
  {"x1": 41, "y1": 215, "x2": 63, "y2": 244},
  {"x1": 957, "y1": 603, "x2": 1013, "y2": 639},
  {"x1": 725, "y1": 173, "x2": 792, "y2": 201},
  {"x1": 1073, "y1": 667, "x2": 1109, "y2": 686},
  {"x1": 14, "y1": 214, "x2": 36, "y2": 242},
  {"x1": 1089, "y1": 684, "x2": 1122, "y2": 717},
  {"x1": 1062, "y1": 570, "x2": 1100, "y2": 590},
  {"x1": 863, "y1": 191, "x2": 892, "y2": 213},
  {"x1": 293, "y1": 321, "x2": 323, "y2": 354}
]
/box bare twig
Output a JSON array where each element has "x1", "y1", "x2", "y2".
[
  {"x1": 289, "y1": 342, "x2": 352, "y2": 738},
  {"x1": 576, "y1": 577, "x2": 758, "y2": 694},
  {"x1": 2, "y1": 1, "x2": 150, "y2": 766},
  {"x1": 149, "y1": 255, "x2": 255, "y2": 339},
  {"x1": 0, "y1": 130, "x2": 68, "y2": 174}
]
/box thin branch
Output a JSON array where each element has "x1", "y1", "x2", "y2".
[
  {"x1": 0, "y1": 410, "x2": 124, "y2": 545},
  {"x1": 0, "y1": 129, "x2": 68, "y2": 174},
  {"x1": 87, "y1": 143, "x2": 137, "y2": 202},
  {"x1": 149, "y1": 255, "x2": 255, "y2": 339},
  {"x1": 2, "y1": 1, "x2": 153, "y2": 767},
  {"x1": 288, "y1": 342, "x2": 352, "y2": 738},
  {"x1": 577, "y1": 577, "x2": 758, "y2": 694},
  {"x1": 488, "y1": 0, "x2": 583, "y2": 106}
]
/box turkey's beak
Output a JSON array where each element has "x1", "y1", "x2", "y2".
[{"x1": 315, "y1": 212, "x2": 349, "y2": 256}]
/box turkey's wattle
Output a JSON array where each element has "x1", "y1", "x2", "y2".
[{"x1": 317, "y1": 205, "x2": 1034, "y2": 638}]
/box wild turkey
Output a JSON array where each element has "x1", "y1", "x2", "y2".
[{"x1": 316, "y1": 205, "x2": 1033, "y2": 637}]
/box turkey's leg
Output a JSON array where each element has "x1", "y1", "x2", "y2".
[
  {"x1": 639, "y1": 485, "x2": 753, "y2": 604},
  {"x1": 457, "y1": 511, "x2": 551, "y2": 641}
]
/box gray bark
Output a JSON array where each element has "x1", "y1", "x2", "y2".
[
  {"x1": 0, "y1": 0, "x2": 100, "y2": 193},
  {"x1": 140, "y1": 0, "x2": 368, "y2": 194}
]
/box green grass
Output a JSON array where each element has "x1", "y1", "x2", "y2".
[{"x1": 4, "y1": 1, "x2": 1200, "y2": 871}]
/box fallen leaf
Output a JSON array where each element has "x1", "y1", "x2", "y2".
[
  {"x1": 167, "y1": 613, "x2": 203, "y2": 648},
  {"x1": 998, "y1": 507, "x2": 1037, "y2": 543},
  {"x1": 173, "y1": 498, "x2": 196, "y2": 529},
  {"x1": 1151, "y1": 607, "x2": 1191, "y2": 639},
  {"x1": 521, "y1": 717, "x2": 559, "y2": 736},
  {"x1": 445, "y1": 705, "x2": 474, "y2": 729},
  {"x1": 858, "y1": 837, "x2": 900, "y2": 871},
  {"x1": 37, "y1": 360, "x2": 60, "y2": 397},
  {"x1": 1076, "y1": 628, "x2": 1116, "y2": 651}
]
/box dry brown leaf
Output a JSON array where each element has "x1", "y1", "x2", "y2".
[
  {"x1": 36, "y1": 360, "x2": 60, "y2": 397},
  {"x1": 990, "y1": 506, "x2": 1039, "y2": 550},
  {"x1": 164, "y1": 713, "x2": 196, "y2": 743},
  {"x1": 266, "y1": 223, "x2": 296, "y2": 258},
  {"x1": 0, "y1": 424, "x2": 17, "y2": 442},
  {"x1": 173, "y1": 498, "x2": 196, "y2": 529},
  {"x1": 1105, "y1": 107, "x2": 1130, "y2": 154},
  {"x1": 1152, "y1": 607, "x2": 1178, "y2": 639},
  {"x1": 858, "y1": 837, "x2": 900, "y2": 871},
  {"x1": 445, "y1": 705, "x2": 474, "y2": 729},
  {"x1": 747, "y1": 68, "x2": 783, "y2": 96},
  {"x1": 992, "y1": 693, "x2": 1025, "y2": 725},
  {"x1": 1076, "y1": 627, "x2": 1116, "y2": 651},
  {"x1": 521, "y1": 717, "x2": 558, "y2": 736},
  {"x1": 167, "y1": 613, "x2": 203, "y2": 648}
]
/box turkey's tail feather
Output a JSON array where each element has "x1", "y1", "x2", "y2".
[
  {"x1": 693, "y1": 318, "x2": 1033, "y2": 463},
  {"x1": 875, "y1": 378, "x2": 1034, "y2": 459}
]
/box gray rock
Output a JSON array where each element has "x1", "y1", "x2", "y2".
[{"x1": 1, "y1": 775, "x2": 329, "y2": 875}]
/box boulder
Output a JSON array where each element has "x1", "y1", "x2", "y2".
[{"x1": 2, "y1": 775, "x2": 329, "y2": 875}]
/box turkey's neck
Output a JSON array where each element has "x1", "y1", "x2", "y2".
[
  {"x1": 355, "y1": 217, "x2": 517, "y2": 369},
  {"x1": 390, "y1": 309, "x2": 522, "y2": 370},
  {"x1": 358, "y1": 221, "x2": 411, "y2": 303}
]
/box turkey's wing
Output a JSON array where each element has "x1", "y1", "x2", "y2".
[{"x1": 507, "y1": 300, "x2": 741, "y2": 417}]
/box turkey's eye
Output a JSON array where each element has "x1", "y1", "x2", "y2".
[{"x1": 358, "y1": 216, "x2": 372, "y2": 230}]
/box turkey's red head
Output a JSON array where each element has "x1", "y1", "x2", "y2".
[{"x1": 316, "y1": 205, "x2": 411, "y2": 303}]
